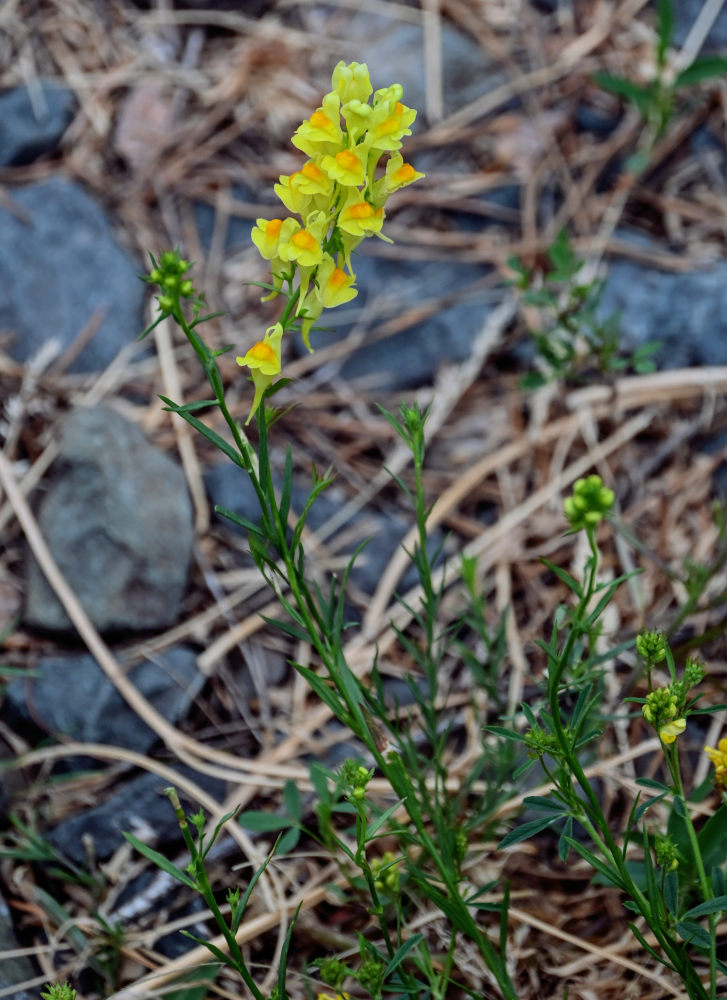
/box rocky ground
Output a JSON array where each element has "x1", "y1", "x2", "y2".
[{"x1": 1, "y1": 1, "x2": 727, "y2": 998}]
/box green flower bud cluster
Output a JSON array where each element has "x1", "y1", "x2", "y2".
[
  {"x1": 684, "y1": 657, "x2": 706, "y2": 689},
  {"x1": 356, "y1": 957, "x2": 384, "y2": 996},
  {"x1": 642, "y1": 686, "x2": 679, "y2": 726},
  {"x1": 642, "y1": 686, "x2": 686, "y2": 745},
  {"x1": 563, "y1": 474, "x2": 615, "y2": 531},
  {"x1": 339, "y1": 758, "x2": 373, "y2": 801},
  {"x1": 636, "y1": 628, "x2": 667, "y2": 666},
  {"x1": 524, "y1": 724, "x2": 560, "y2": 760},
  {"x1": 371, "y1": 851, "x2": 400, "y2": 894},
  {"x1": 319, "y1": 957, "x2": 346, "y2": 989},
  {"x1": 454, "y1": 826, "x2": 469, "y2": 865},
  {"x1": 654, "y1": 835, "x2": 679, "y2": 872},
  {"x1": 147, "y1": 249, "x2": 199, "y2": 314}
]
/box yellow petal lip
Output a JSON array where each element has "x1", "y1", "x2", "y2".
[{"x1": 660, "y1": 718, "x2": 686, "y2": 744}]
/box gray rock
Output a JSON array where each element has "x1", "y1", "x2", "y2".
[
  {"x1": 599, "y1": 254, "x2": 727, "y2": 368},
  {"x1": 3, "y1": 647, "x2": 202, "y2": 752},
  {"x1": 0, "y1": 80, "x2": 76, "y2": 166},
  {"x1": 204, "y1": 460, "x2": 262, "y2": 532},
  {"x1": 48, "y1": 768, "x2": 226, "y2": 865},
  {"x1": 304, "y1": 254, "x2": 495, "y2": 390},
  {"x1": 194, "y1": 183, "x2": 263, "y2": 252},
  {"x1": 0, "y1": 894, "x2": 37, "y2": 1000},
  {"x1": 24, "y1": 405, "x2": 194, "y2": 634},
  {"x1": 0, "y1": 177, "x2": 146, "y2": 372}
]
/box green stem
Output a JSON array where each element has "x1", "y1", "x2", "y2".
[{"x1": 669, "y1": 756, "x2": 717, "y2": 997}]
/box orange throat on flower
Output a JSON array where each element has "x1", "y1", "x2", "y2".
[
  {"x1": 327, "y1": 268, "x2": 348, "y2": 292},
  {"x1": 249, "y1": 341, "x2": 277, "y2": 364},
  {"x1": 292, "y1": 229, "x2": 318, "y2": 251}
]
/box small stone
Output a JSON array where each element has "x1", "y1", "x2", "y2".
[
  {"x1": 3, "y1": 647, "x2": 202, "y2": 753},
  {"x1": 599, "y1": 249, "x2": 727, "y2": 368},
  {"x1": 24, "y1": 405, "x2": 194, "y2": 634},
  {"x1": 300, "y1": 254, "x2": 495, "y2": 390},
  {"x1": 48, "y1": 768, "x2": 227, "y2": 865},
  {"x1": 0, "y1": 80, "x2": 76, "y2": 166},
  {"x1": 0, "y1": 178, "x2": 146, "y2": 372}
]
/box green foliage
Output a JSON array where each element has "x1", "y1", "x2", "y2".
[
  {"x1": 509, "y1": 229, "x2": 661, "y2": 387},
  {"x1": 593, "y1": 0, "x2": 727, "y2": 139}
]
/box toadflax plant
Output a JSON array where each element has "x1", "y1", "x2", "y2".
[{"x1": 137, "y1": 63, "x2": 520, "y2": 1000}]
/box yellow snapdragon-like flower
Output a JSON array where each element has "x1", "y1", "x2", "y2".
[
  {"x1": 660, "y1": 718, "x2": 686, "y2": 745},
  {"x1": 251, "y1": 217, "x2": 297, "y2": 261},
  {"x1": 299, "y1": 254, "x2": 357, "y2": 351},
  {"x1": 365, "y1": 91, "x2": 417, "y2": 151},
  {"x1": 291, "y1": 92, "x2": 343, "y2": 157},
  {"x1": 337, "y1": 190, "x2": 385, "y2": 238},
  {"x1": 320, "y1": 146, "x2": 367, "y2": 188},
  {"x1": 236, "y1": 323, "x2": 283, "y2": 423},
  {"x1": 372, "y1": 151, "x2": 426, "y2": 204},
  {"x1": 704, "y1": 738, "x2": 727, "y2": 787},
  {"x1": 274, "y1": 161, "x2": 334, "y2": 215}
]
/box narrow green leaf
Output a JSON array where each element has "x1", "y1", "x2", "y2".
[
  {"x1": 540, "y1": 558, "x2": 583, "y2": 597},
  {"x1": 238, "y1": 811, "x2": 292, "y2": 833},
  {"x1": 682, "y1": 895, "x2": 727, "y2": 920},
  {"x1": 277, "y1": 902, "x2": 302, "y2": 999},
  {"x1": 159, "y1": 396, "x2": 244, "y2": 467},
  {"x1": 498, "y1": 815, "x2": 560, "y2": 849},
  {"x1": 672, "y1": 795, "x2": 687, "y2": 818},
  {"x1": 167, "y1": 399, "x2": 218, "y2": 414},
  {"x1": 563, "y1": 836, "x2": 624, "y2": 889},
  {"x1": 279, "y1": 445, "x2": 293, "y2": 530},
  {"x1": 656, "y1": 0, "x2": 673, "y2": 68},
  {"x1": 664, "y1": 870, "x2": 679, "y2": 915},
  {"x1": 628, "y1": 921, "x2": 674, "y2": 969},
  {"x1": 676, "y1": 919, "x2": 712, "y2": 949},
  {"x1": 123, "y1": 833, "x2": 196, "y2": 888},
  {"x1": 674, "y1": 55, "x2": 727, "y2": 88},
  {"x1": 382, "y1": 933, "x2": 424, "y2": 979},
  {"x1": 214, "y1": 505, "x2": 265, "y2": 538},
  {"x1": 283, "y1": 779, "x2": 301, "y2": 823},
  {"x1": 367, "y1": 799, "x2": 406, "y2": 838},
  {"x1": 522, "y1": 795, "x2": 567, "y2": 814},
  {"x1": 636, "y1": 777, "x2": 671, "y2": 793}
]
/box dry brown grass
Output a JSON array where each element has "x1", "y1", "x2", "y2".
[{"x1": 1, "y1": 1, "x2": 727, "y2": 998}]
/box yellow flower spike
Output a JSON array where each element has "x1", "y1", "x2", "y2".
[
  {"x1": 320, "y1": 146, "x2": 367, "y2": 187},
  {"x1": 660, "y1": 718, "x2": 687, "y2": 745},
  {"x1": 291, "y1": 92, "x2": 343, "y2": 157},
  {"x1": 236, "y1": 323, "x2": 283, "y2": 424},
  {"x1": 331, "y1": 60, "x2": 373, "y2": 104}
]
